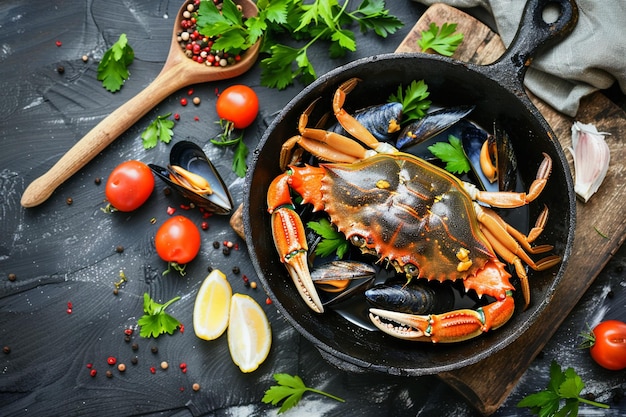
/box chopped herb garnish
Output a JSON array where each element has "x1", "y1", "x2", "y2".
[
  {"x1": 138, "y1": 293, "x2": 182, "y2": 338},
  {"x1": 97, "y1": 33, "x2": 134, "y2": 92},
  {"x1": 141, "y1": 113, "x2": 175, "y2": 149},
  {"x1": 388, "y1": 79, "x2": 432, "y2": 124},
  {"x1": 307, "y1": 218, "x2": 349, "y2": 259},
  {"x1": 517, "y1": 360, "x2": 609, "y2": 416},
  {"x1": 418, "y1": 22, "x2": 464, "y2": 57},
  {"x1": 262, "y1": 373, "x2": 345, "y2": 414},
  {"x1": 428, "y1": 134, "x2": 470, "y2": 174}
]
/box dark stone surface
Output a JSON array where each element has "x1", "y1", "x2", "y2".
[{"x1": 1, "y1": 1, "x2": 624, "y2": 416}]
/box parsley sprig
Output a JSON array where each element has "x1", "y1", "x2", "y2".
[
  {"x1": 418, "y1": 22, "x2": 464, "y2": 57},
  {"x1": 517, "y1": 361, "x2": 609, "y2": 416},
  {"x1": 97, "y1": 33, "x2": 134, "y2": 92},
  {"x1": 388, "y1": 80, "x2": 432, "y2": 124},
  {"x1": 307, "y1": 218, "x2": 349, "y2": 259},
  {"x1": 262, "y1": 373, "x2": 345, "y2": 414},
  {"x1": 428, "y1": 135, "x2": 470, "y2": 174},
  {"x1": 141, "y1": 113, "x2": 175, "y2": 149},
  {"x1": 138, "y1": 293, "x2": 182, "y2": 338},
  {"x1": 210, "y1": 120, "x2": 249, "y2": 178},
  {"x1": 196, "y1": 0, "x2": 403, "y2": 89}
]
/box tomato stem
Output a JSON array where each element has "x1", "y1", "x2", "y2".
[{"x1": 163, "y1": 262, "x2": 187, "y2": 276}]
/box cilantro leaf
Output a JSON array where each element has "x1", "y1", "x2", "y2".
[
  {"x1": 388, "y1": 79, "x2": 432, "y2": 124},
  {"x1": 418, "y1": 22, "x2": 464, "y2": 57},
  {"x1": 97, "y1": 33, "x2": 134, "y2": 92},
  {"x1": 262, "y1": 373, "x2": 344, "y2": 414},
  {"x1": 138, "y1": 293, "x2": 181, "y2": 338},
  {"x1": 427, "y1": 135, "x2": 470, "y2": 174},
  {"x1": 141, "y1": 113, "x2": 175, "y2": 149},
  {"x1": 307, "y1": 218, "x2": 349, "y2": 259},
  {"x1": 517, "y1": 360, "x2": 609, "y2": 416}
]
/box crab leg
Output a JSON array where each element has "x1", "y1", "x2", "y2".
[
  {"x1": 333, "y1": 78, "x2": 397, "y2": 155},
  {"x1": 280, "y1": 99, "x2": 372, "y2": 170},
  {"x1": 267, "y1": 173, "x2": 324, "y2": 313},
  {"x1": 369, "y1": 291, "x2": 515, "y2": 343},
  {"x1": 466, "y1": 153, "x2": 552, "y2": 208}
]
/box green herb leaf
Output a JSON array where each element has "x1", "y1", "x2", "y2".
[
  {"x1": 418, "y1": 22, "x2": 464, "y2": 57},
  {"x1": 517, "y1": 360, "x2": 609, "y2": 416},
  {"x1": 306, "y1": 218, "x2": 349, "y2": 259},
  {"x1": 210, "y1": 125, "x2": 249, "y2": 178},
  {"x1": 97, "y1": 33, "x2": 134, "y2": 92},
  {"x1": 388, "y1": 79, "x2": 432, "y2": 124},
  {"x1": 262, "y1": 373, "x2": 345, "y2": 414},
  {"x1": 138, "y1": 293, "x2": 181, "y2": 338},
  {"x1": 196, "y1": 0, "x2": 403, "y2": 90},
  {"x1": 427, "y1": 135, "x2": 470, "y2": 174},
  {"x1": 141, "y1": 113, "x2": 175, "y2": 149}
]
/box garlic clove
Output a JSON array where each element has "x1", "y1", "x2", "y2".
[{"x1": 568, "y1": 121, "x2": 611, "y2": 203}]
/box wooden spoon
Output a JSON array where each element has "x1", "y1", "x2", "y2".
[{"x1": 21, "y1": 0, "x2": 260, "y2": 208}]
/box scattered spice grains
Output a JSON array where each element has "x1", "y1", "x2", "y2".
[
  {"x1": 3, "y1": 346, "x2": 10, "y2": 354},
  {"x1": 177, "y1": 0, "x2": 241, "y2": 67},
  {"x1": 192, "y1": 383, "x2": 200, "y2": 391},
  {"x1": 107, "y1": 356, "x2": 117, "y2": 366},
  {"x1": 117, "y1": 363, "x2": 126, "y2": 372},
  {"x1": 8, "y1": 273, "x2": 16, "y2": 282},
  {"x1": 66, "y1": 197, "x2": 73, "y2": 205},
  {"x1": 55, "y1": 40, "x2": 62, "y2": 47},
  {"x1": 94, "y1": 177, "x2": 101, "y2": 185},
  {"x1": 192, "y1": 97, "x2": 201, "y2": 105},
  {"x1": 160, "y1": 361, "x2": 169, "y2": 370},
  {"x1": 66, "y1": 301, "x2": 73, "y2": 314}
]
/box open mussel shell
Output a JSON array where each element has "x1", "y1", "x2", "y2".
[
  {"x1": 462, "y1": 121, "x2": 518, "y2": 193},
  {"x1": 149, "y1": 141, "x2": 234, "y2": 215},
  {"x1": 311, "y1": 260, "x2": 376, "y2": 307}
]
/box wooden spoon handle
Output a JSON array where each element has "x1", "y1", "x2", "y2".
[{"x1": 21, "y1": 65, "x2": 188, "y2": 208}]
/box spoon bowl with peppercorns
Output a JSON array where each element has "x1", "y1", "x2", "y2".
[{"x1": 21, "y1": 0, "x2": 260, "y2": 208}]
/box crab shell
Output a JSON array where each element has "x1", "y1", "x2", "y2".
[{"x1": 318, "y1": 152, "x2": 495, "y2": 284}]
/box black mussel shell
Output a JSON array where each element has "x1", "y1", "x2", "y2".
[
  {"x1": 365, "y1": 281, "x2": 455, "y2": 315},
  {"x1": 396, "y1": 105, "x2": 475, "y2": 149},
  {"x1": 328, "y1": 102, "x2": 404, "y2": 142},
  {"x1": 149, "y1": 141, "x2": 234, "y2": 215}
]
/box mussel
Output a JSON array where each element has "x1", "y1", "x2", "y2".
[
  {"x1": 396, "y1": 105, "x2": 475, "y2": 149},
  {"x1": 462, "y1": 121, "x2": 518, "y2": 192},
  {"x1": 310, "y1": 260, "x2": 376, "y2": 307},
  {"x1": 328, "y1": 102, "x2": 403, "y2": 142},
  {"x1": 149, "y1": 141, "x2": 234, "y2": 215},
  {"x1": 365, "y1": 281, "x2": 455, "y2": 315}
]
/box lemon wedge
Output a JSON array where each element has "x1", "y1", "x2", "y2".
[
  {"x1": 227, "y1": 293, "x2": 272, "y2": 373},
  {"x1": 193, "y1": 269, "x2": 232, "y2": 340}
]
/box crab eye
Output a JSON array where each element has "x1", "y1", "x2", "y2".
[
  {"x1": 350, "y1": 235, "x2": 366, "y2": 248},
  {"x1": 404, "y1": 264, "x2": 419, "y2": 277}
]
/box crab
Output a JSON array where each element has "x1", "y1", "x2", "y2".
[{"x1": 266, "y1": 78, "x2": 561, "y2": 343}]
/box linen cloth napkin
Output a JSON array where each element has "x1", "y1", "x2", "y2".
[{"x1": 412, "y1": 0, "x2": 626, "y2": 116}]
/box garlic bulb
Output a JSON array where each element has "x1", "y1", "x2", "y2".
[{"x1": 568, "y1": 121, "x2": 611, "y2": 203}]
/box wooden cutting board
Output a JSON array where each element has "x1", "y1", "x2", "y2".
[{"x1": 399, "y1": 4, "x2": 626, "y2": 415}]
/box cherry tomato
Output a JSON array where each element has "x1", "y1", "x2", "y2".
[
  {"x1": 155, "y1": 215, "x2": 201, "y2": 267},
  {"x1": 105, "y1": 160, "x2": 154, "y2": 212},
  {"x1": 587, "y1": 320, "x2": 626, "y2": 371},
  {"x1": 216, "y1": 85, "x2": 259, "y2": 129}
]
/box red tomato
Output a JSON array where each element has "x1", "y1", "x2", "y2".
[
  {"x1": 216, "y1": 85, "x2": 259, "y2": 129},
  {"x1": 155, "y1": 215, "x2": 201, "y2": 265},
  {"x1": 105, "y1": 160, "x2": 154, "y2": 211},
  {"x1": 588, "y1": 320, "x2": 626, "y2": 371}
]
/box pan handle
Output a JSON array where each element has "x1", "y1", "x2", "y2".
[{"x1": 486, "y1": 0, "x2": 578, "y2": 89}]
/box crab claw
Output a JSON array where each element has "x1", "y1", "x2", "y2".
[
  {"x1": 369, "y1": 291, "x2": 515, "y2": 343},
  {"x1": 268, "y1": 173, "x2": 324, "y2": 313}
]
